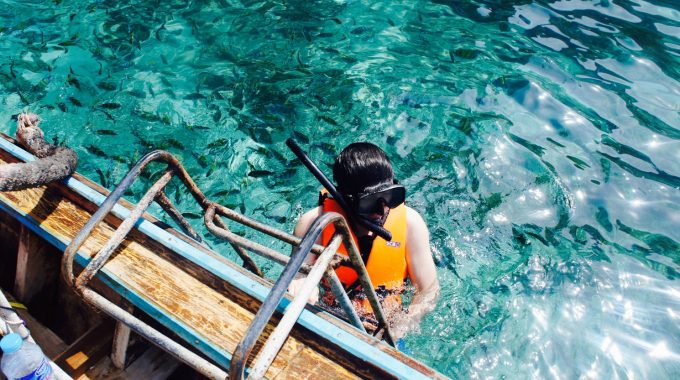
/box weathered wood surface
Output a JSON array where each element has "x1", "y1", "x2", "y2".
[
  {"x1": 53, "y1": 321, "x2": 115, "y2": 378},
  {"x1": 0, "y1": 149, "x2": 360, "y2": 379},
  {"x1": 15, "y1": 224, "x2": 60, "y2": 304}
]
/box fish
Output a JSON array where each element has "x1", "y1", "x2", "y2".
[
  {"x1": 165, "y1": 138, "x2": 185, "y2": 150},
  {"x1": 292, "y1": 131, "x2": 310, "y2": 144},
  {"x1": 313, "y1": 142, "x2": 336, "y2": 156},
  {"x1": 212, "y1": 109, "x2": 222, "y2": 123},
  {"x1": 350, "y1": 26, "x2": 368, "y2": 35},
  {"x1": 455, "y1": 116, "x2": 473, "y2": 135},
  {"x1": 95, "y1": 168, "x2": 109, "y2": 188},
  {"x1": 508, "y1": 133, "x2": 545, "y2": 157},
  {"x1": 192, "y1": 153, "x2": 209, "y2": 168},
  {"x1": 99, "y1": 102, "x2": 121, "y2": 109},
  {"x1": 134, "y1": 110, "x2": 161, "y2": 122},
  {"x1": 184, "y1": 93, "x2": 206, "y2": 100},
  {"x1": 112, "y1": 155, "x2": 128, "y2": 164},
  {"x1": 86, "y1": 145, "x2": 108, "y2": 158},
  {"x1": 59, "y1": 34, "x2": 78, "y2": 46},
  {"x1": 318, "y1": 115, "x2": 338, "y2": 126},
  {"x1": 160, "y1": 76, "x2": 173, "y2": 88},
  {"x1": 211, "y1": 189, "x2": 231, "y2": 197},
  {"x1": 16, "y1": 90, "x2": 30, "y2": 104},
  {"x1": 33, "y1": 78, "x2": 49, "y2": 92},
  {"x1": 126, "y1": 88, "x2": 146, "y2": 98},
  {"x1": 338, "y1": 53, "x2": 357, "y2": 63},
  {"x1": 452, "y1": 48, "x2": 479, "y2": 59},
  {"x1": 206, "y1": 163, "x2": 217, "y2": 177},
  {"x1": 247, "y1": 170, "x2": 273, "y2": 178},
  {"x1": 546, "y1": 137, "x2": 565, "y2": 148},
  {"x1": 94, "y1": 129, "x2": 117, "y2": 136},
  {"x1": 185, "y1": 124, "x2": 210, "y2": 131},
  {"x1": 98, "y1": 109, "x2": 115, "y2": 121},
  {"x1": 181, "y1": 212, "x2": 202, "y2": 220},
  {"x1": 566, "y1": 155, "x2": 591, "y2": 170},
  {"x1": 68, "y1": 97, "x2": 82, "y2": 107},
  {"x1": 97, "y1": 81, "x2": 117, "y2": 91},
  {"x1": 66, "y1": 74, "x2": 80, "y2": 89},
  {"x1": 208, "y1": 138, "x2": 228, "y2": 149}
]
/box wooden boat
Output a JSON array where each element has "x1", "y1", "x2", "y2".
[{"x1": 0, "y1": 134, "x2": 445, "y2": 379}]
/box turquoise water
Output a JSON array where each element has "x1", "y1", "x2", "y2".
[{"x1": 2, "y1": 0, "x2": 680, "y2": 378}]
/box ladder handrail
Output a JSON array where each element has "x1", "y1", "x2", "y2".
[
  {"x1": 227, "y1": 210, "x2": 397, "y2": 378},
  {"x1": 61, "y1": 150, "x2": 228, "y2": 378},
  {"x1": 60, "y1": 149, "x2": 397, "y2": 380},
  {"x1": 228, "y1": 212, "x2": 342, "y2": 379},
  {"x1": 248, "y1": 234, "x2": 344, "y2": 379}
]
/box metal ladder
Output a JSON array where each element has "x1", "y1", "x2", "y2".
[{"x1": 60, "y1": 150, "x2": 396, "y2": 379}]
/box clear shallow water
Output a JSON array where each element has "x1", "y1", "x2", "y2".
[{"x1": 1, "y1": 0, "x2": 679, "y2": 378}]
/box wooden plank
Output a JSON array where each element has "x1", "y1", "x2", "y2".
[
  {"x1": 53, "y1": 321, "x2": 115, "y2": 378},
  {"x1": 0, "y1": 137, "x2": 444, "y2": 380},
  {"x1": 14, "y1": 225, "x2": 60, "y2": 304},
  {"x1": 0, "y1": 209, "x2": 20, "y2": 290},
  {"x1": 76, "y1": 345, "x2": 181, "y2": 380},
  {"x1": 116, "y1": 346, "x2": 180, "y2": 380},
  {"x1": 75, "y1": 356, "x2": 124, "y2": 380},
  {"x1": 111, "y1": 320, "x2": 132, "y2": 369}
]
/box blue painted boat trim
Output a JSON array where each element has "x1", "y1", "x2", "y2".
[
  {"x1": 0, "y1": 137, "x2": 432, "y2": 379},
  {"x1": 0, "y1": 196, "x2": 233, "y2": 368}
]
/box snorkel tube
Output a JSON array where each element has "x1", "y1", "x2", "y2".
[{"x1": 286, "y1": 138, "x2": 393, "y2": 241}]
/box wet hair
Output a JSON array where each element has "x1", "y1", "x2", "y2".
[{"x1": 333, "y1": 142, "x2": 394, "y2": 196}]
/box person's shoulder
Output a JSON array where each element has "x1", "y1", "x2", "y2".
[
  {"x1": 300, "y1": 206, "x2": 323, "y2": 220},
  {"x1": 405, "y1": 205, "x2": 430, "y2": 244},
  {"x1": 405, "y1": 205, "x2": 427, "y2": 227},
  {"x1": 294, "y1": 206, "x2": 323, "y2": 237}
]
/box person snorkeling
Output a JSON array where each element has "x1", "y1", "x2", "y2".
[{"x1": 289, "y1": 142, "x2": 439, "y2": 339}]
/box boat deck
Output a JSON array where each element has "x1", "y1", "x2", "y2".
[{"x1": 0, "y1": 137, "x2": 442, "y2": 379}]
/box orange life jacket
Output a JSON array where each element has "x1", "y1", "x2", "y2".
[{"x1": 320, "y1": 193, "x2": 408, "y2": 313}]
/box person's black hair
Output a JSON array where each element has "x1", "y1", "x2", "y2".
[{"x1": 333, "y1": 142, "x2": 394, "y2": 196}]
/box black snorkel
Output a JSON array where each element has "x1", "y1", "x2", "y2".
[{"x1": 286, "y1": 138, "x2": 393, "y2": 241}]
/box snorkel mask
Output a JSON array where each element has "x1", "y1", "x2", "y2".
[
  {"x1": 286, "y1": 138, "x2": 396, "y2": 241},
  {"x1": 347, "y1": 180, "x2": 406, "y2": 216}
]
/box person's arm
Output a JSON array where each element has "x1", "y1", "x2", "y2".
[
  {"x1": 288, "y1": 206, "x2": 323, "y2": 303},
  {"x1": 391, "y1": 207, "x2": 439, "y2": 339}
]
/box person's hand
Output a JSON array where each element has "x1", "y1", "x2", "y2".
[
  {"x1": 288, "y1": 277, "x2": 320, "y2": 305},
  {"x1": 388, "y1": 312, "x2": 413, "y2": 340}
]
